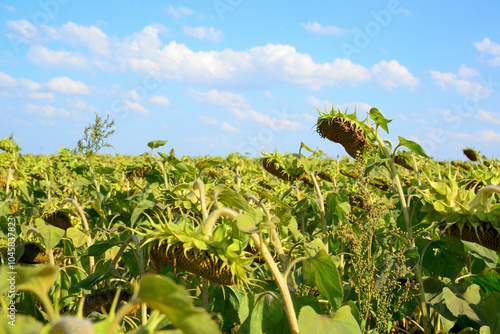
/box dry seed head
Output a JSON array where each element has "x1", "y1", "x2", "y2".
[
  {"x1": 445, "y1": 221, "x2": 500, "y2": 252},
  {"x1": 262, "y1": 158, "x2": 300, "y2": 182},
  {"x1": 151, "y1": 243, "x2": 236, "y2": 285},
  {"x1": 463, "y1": 148, "x2": 479, "y2": 162},
  {"x1": 83, "y1": 289, "x2": 136, "y2": 316},
  {"x1": 43, "y1": 211, "x2": 73, "y2": 230},
  {"x1": 18, "y1": 243, "x2": 48, "y2": 264},
  {"x1": 316, "y1": 116, "x2": 370, "y2": 159}
]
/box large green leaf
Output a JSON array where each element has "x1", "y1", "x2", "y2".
[
  {"x1": 210, "y1": 286, "x2": 242, "y2": 332},
  {"x1": 298, "y1": 305, "x2": 362, "y2": 334},
  {"x1": 485, "y1": 292, "x2": 500, "y2": 334},
  {"x1": 0, "y1": 314, "x2": 44, "y2": 334},
  {"x1": 302, "y1": 250, "x2": 343, "y2": 311},
  {"x1": 369, "y1": 107, "x2": 392, "y2": 134},
  {"x1": 398, "y1": 136, "x2": 430, "y2": 158},
  {"x1": 416, "y1": 235, "x2": 466, "y2": 280},
  {"x1": 36, "y1": 218, "x2": 65, "y2": 250},
  {"x1": 239, "y1": 292, "x2": 286, "y2": 334},
  {"x1": 138, "y1": 275, "x2": 220, "y2": 334},
  {"x1": 214, "y1": 184, "x2": 249, "y2": 212},
  {"x1": 8, "y1": 265, "x2": 59, "y2": 298},
  {"x1": 465, "y1": 268, "x2": 500, "y2": 297},
  {"x1": 442, "y1": 285, "x2": 485, "y2": 324},
  {"x1": 66, "y1": 227, "x2": 88, "y2": 248},
  {"x1": 147, "y1": 140, "x2": 168, "y2": 149}
]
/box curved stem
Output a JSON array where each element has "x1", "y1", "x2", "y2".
[
  {"x1": 193, "y1": 178, "x2": 208, "y2": 220},
  {"x1": 250, "y1": 233, "x2": 299, "y2": 334},
  {"x1": 201, "y1": 207, "x2": 238, "y2": 236},
  {"x1": 310, "y1": 172, "x2": 327, "y2": 252},
  {"x1": 61, "y1": 198, "x2": 94, "y2": 274}
]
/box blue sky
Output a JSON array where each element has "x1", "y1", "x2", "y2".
[{"x1": 1, "y1": 0, "x2": 499, "y2": 160}]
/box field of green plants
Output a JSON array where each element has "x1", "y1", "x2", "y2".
[{"x1": 1, "y1": 106, "x2": 499, "y2": 334}]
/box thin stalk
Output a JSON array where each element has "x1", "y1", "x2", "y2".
[
  {"x1": 369, "y1": 125, "x2": 431, "y2": 334},
  {"x1": 310, "y1": 172, "x2": 327, "y2": 252},
  {"x1": 201, "y1": 207, "x2": 238, "y2": 236},
  {"x1": 61, "y1": 198, "x2": 94, "y2": 274},
  {"x1": 193, "y1": 178, "x2": 208, "y2": 221},
  {"x1": 250, "y1": 233, "x2": 299, "y2": 334}
]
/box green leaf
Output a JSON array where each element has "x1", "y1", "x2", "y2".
[
  {"x1": 147, "y1": 140, "x2": 168, "y2": 149},
  {"x1": 138, "y1": 275, "x2": 220, "y2": 334},
  {"x1": 72, "y1": 177, "x2": 93, "y2": 188},
  {"x1": 298, "y1": 305, "x2": 362, "y2": 334},
  {"x1": 209, "y1": 286, "x2": 241, "y2": 332},
  {"x1": 398, "y1": 136, "x2": 430, "y2": 158},
  {"x1": 96, "y1": 166, "x2": 115, "y2": 174},
  {"x1": 36, "y1": 218, "x2": 65, "y2": 250},
  {"x1": 442, "y1": 286, "x2": 483, "y2": 323},
  {"x1": 66, "y1": 227, "x2": 88, "y2": 248},
  {"x1": 239, "y1": 292, "x2": 286, "y2": 333},
  {"x1": 13, "y1": 265, "x2": 58, "y2": 298},
  {"x1": 0, "y1": 314, "x2": 44, "y2": 334},
  {"x1": 299, "y1": 142, "x2": 315, "y2": 155},
  {"x1": 85, "y1": 237, "x2": 122, "y2": 257},
  {"x1": 302, "y1": 250, "x2": 343, "y2": 311},
  {"x1": 235, "y1": 214, "x2": 260, "y2": 234},
  {"x1": 416, "y1": 235, "x2": 466, "y2": 280},
  {"x1": 465, "y1": 268, "x2": 500, "y2": 297},
  {"x1": 485, "y1": 292, "x2": 500, "y2": 334},
  {"x1": 369, "y1": 107, "x2": 392, "y2": 134},
  {"x1": 72, "y1": 271, "x2": 116, "y2": 290},
  {"x1": 214, "y1": 184, "x2": 249, "y2": 212}
]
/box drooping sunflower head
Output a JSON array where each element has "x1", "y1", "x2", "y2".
[
  {"x1": 315, "y1": 105, "x2": 371, "y2": 159},
  {"x1": 463, "y1": 148, "x2": 480, "y2": 162},
  {"x1": 260, "y1": 149, "x2": 306, "y2": 182}
]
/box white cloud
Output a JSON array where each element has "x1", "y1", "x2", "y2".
[
  {"x1": 371, "y1": 60, "x2": 418, "y2": 90},
  {"x1": 301, "y1": 22, "x2": 354, "y2": 35},
  {"x1": 182, "y1": 26, "x2": 223, "y2": 42},
  {"x1": 4, "y1": 5, "x2": 15, "y2": 11},
  {"x1": 6, "y1": 19, "x2": 40, "y2": 42},
  {"x1": 474, "y1": 37, "x2": 500, "y2": 66},
  {"x1": 25, "y1": 103, "x2": 71, "y2": 117},
  {"x1": 0, "y1": 72, "x2": 17, "y2": 88},
  {"x1": 232, "y1": 108, "x2": 303, "y2": 131},
  {"x1": 458, "y1": 64, "x2": 479, "y2": 78},
  {"x1": 199, "y1": 115, "x2": 219, "y2": 125},
  {"x1": 430, "y1": 69, "x2": 490, "y2": 96},
  {"x1": 17, "y1": 23, "x2": 422, "y2": 90},
  {"x1": 221, "y1": 122, "x2": 239, "y2": 133},
  {"x1": 188, "y1": 89, "x2": 251, "y2": 109},
  {"x1": 27, "y1": 45, "x2": 88, "y2": 69},
  {"x1": 476, "y1": 109, "x2": 500, "y2": 125},
  {"x1": 447, "y1": 129, "x2": 500, "y2": 142},
  {"x1": 19, "y1": 78, "x2": 41, "y2": 90},
  {"x1": 165, "y1": 5, "x2": 193, "y2": 19},
  {"x1": 28, "y1": 92, "x2": 54, "y2": 101},
  {"x1": 148, "y1": 95, "x2": 171, "y2": 106},
  {"x1": 47, "y1": 77, "x2": 90, "y2": 95},
  {"x1": 43, "y1": 22, "x2": 110, "y2": 55},
  {"x1": 124, "y1": 101, "x2": 149, "y2": 115}
]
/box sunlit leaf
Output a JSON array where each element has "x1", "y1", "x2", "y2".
[
  {"x1": 138, "y1": 275, "x2": 220, "y2": 334},
  {"x1": 398, "y1": 136, "x2": 430, "y2": 158},
  {"x1": 147, "y1": 140, "x2": 168, "y2": 149},
  {"x1": 302, "y1": 250, "x2": 343, "y2": 311},
  {"x1": 298, "y1": 305, "x2": 361, "y2": 334}
]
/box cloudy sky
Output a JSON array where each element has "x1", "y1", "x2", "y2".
[{"x1": 1, "y1": 1, "x2": 499, "y2": 160}]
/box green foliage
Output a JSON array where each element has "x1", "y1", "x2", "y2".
[{"x1": 75, "y1": 112, "x2": 115, "y2": 155}]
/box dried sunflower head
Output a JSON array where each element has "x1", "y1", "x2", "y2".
[{"x1": 315, "y1": 105, "x2": 371, "y2": 159}]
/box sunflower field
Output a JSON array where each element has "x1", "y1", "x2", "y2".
[{"x1": 1, "y1": 106, "x2": 499, "y2": 334}]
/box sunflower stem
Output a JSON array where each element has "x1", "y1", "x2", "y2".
[
  {"x1": 61, "y1": 198, "x2": 94, "y2": 274},
  {"x1": 368, "y1": 124, "x2": 431, "y2": 334},
  {"x1": 201, "y1": 207, "x2": 239, "y2": 236},
  {"x1": 250, "y1": 233, "x2": 299, "y2": 334}
]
